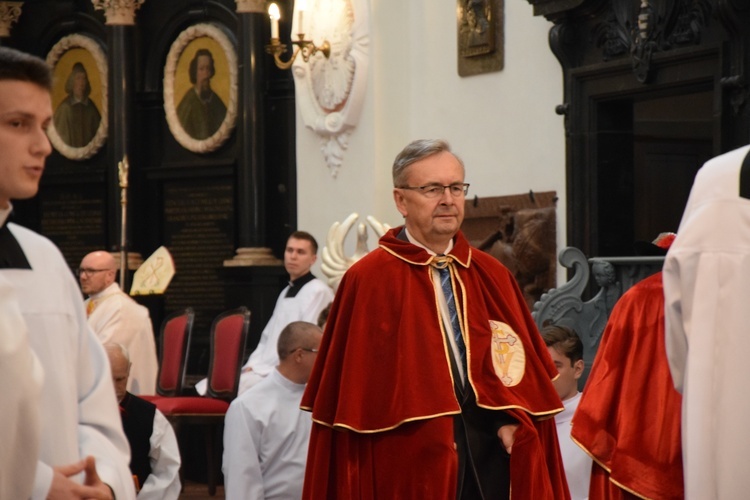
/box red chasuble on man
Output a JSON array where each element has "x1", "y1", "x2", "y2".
[
  {"x1": 571, "y1": 272, "x2": 683, "y2": 500},
  {"x1": 301, "y1": 227, "x2": 569, "y2": 499}
]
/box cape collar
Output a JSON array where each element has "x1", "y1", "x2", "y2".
[{"x1": 379, "y1": 226, "x2": 472, "y2": 269}]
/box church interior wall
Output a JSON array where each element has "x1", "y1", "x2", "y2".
[{"x1": 296, "y1": 0, "x2": 567, "y2": 282}]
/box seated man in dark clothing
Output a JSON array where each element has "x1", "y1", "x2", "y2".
[{"x1": 105, "y1": 343, "x2": 181, "y2": 498}]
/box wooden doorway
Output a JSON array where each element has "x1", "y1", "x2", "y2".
[{"x1": 595, "y1": 90, "x2": 713, "y2": 256}]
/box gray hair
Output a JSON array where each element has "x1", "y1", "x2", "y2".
[
  {"x1": 103, "y1": 342, "x2": 131, "y2": 364},
  {"x1": 392, "y1": 139, "x2": 465, "y2": 187}
]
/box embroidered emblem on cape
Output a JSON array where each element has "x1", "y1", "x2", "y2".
[{"x1": 489, "y1": 320, "x2": 525, "y2": 386}]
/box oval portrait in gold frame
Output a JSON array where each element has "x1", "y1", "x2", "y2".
[
  {"x1": 163, "y1": 23, "x2": 238, "y2": 154},
  {"x1": 46, "y1": 34, "x2": 108, "y2": 161}
]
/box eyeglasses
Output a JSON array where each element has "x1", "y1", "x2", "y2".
[
  {"x1": 290, "y1": 347, "x2": 319, "y2": 355},
  {"x1": 76, "y1": 268, "x2": 110, "y2": 277},
  {"x1": 398, "y1": 183, "x2": 470, "y2": 198}
]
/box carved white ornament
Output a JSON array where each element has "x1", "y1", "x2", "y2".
[
  {"x1": 91, "y1": 0, "x2": 145, "y2": 25},
  {"x1": 163, "y1": 23, "x2": 238, "y2": 154},
  {"x1": 0, "y1": 2, "x2": 23, "y2": 37},
  {"x1": 46, "y1": 34, "x2": 109, "y2": 161},
  {"x1": 321, "y1": 213, "x2": 390, "y2": 290},
  {"x1": 292, "y1": 0, "x2": 369, "y2": 177}
]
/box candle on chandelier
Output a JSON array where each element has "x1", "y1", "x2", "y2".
[
  {"x1": 297, "y1": 0, "x2": 307, "y2": 34},
  {"x1": 268, "y1": 3, "x2": 280, "y2": 39}
]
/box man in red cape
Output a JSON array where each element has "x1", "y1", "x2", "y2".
[
  {"x1": 301, "y1": 139, "x2": 569, "y2": 499},
  {"x1": 571, "y1": 234, "x2": 683, "y2": 500}
]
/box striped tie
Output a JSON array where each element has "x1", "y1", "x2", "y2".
[{"x1": 438, "y1": 266, "x2": 467, "y2": 371}]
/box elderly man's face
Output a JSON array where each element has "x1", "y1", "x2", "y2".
[
  {"x1": 108, "y1": 350, "x2": 130, "y2": 403},
  {"x1": 394, "y1": 151, "x2": 466, "y2": 252}
]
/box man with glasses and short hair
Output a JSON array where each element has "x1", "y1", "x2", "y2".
[
  {"x1": 79, "y1": 250, "x2": 158, "y2": 395},
  {"x1": 301, "y1": 139, "x2": 569, "y2": 499},
  {"x1": 223, "y1": 321, "x2": 323, "y2": 499}
]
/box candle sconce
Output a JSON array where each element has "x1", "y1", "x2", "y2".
[
  {"x1": 266, "y1": 2, "x2": 330, "y2": 71},
  {"x1": 266, "y1": 35, "x2": 330, "y2": 70}
]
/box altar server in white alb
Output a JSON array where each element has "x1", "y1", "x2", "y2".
[
  {"x1": 0, "y1": 46, "x2": 134, "y2": 500},
  {"x1": 238, "y1": 232, "x2": 332, "y2": 393},
  {"x1": 80, "y1": 250, "x2": 159, "y2": 395},
  {"x1": 0, "y1": 275, "x2": 43, "y2": 500},
  {"x1": 200, "y1": 231, "x2": 331, "y2": 397},
  {"x1": 663, "y1": 144, "x2": 750, "y2": 499},
  {"x1": 223, "y1": 321, "x2": 323, "y2": 499},
  {"x1": 541, "y1": 325, "x2": 591, "y2": 500},
  {"x1": 105, "y1": 343, "x2": 181, "y2": 499}
]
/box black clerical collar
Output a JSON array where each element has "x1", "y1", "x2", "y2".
[
  {"x1": 0, "y1": 211, "x2": 31, "y2": 270},
  {"x1": 740, "y1": 149, "x2": 750, "y2": 199},
  {"x1": 285, "y1": 272, "x2": 315, "y2": 298}
]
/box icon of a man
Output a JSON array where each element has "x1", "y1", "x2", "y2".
[
  {"x1": 176, "y1": 48, "x2": 227, "y2": 140},
  {"x1": 53, "y1": 62, "x2": 101, "y2": 147}
]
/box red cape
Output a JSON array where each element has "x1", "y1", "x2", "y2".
[
  {"x1": 571, "y1": 272, "x2": 684, "y2": 500},
  {"x1": 301, "y1": 228, "x2": 569, "y2": 499}
]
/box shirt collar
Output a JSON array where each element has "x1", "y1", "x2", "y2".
[
  {"x1": 0, "y1": 203, "x2": 12, "y2": 228},
  {"x1": 403, "y1": 227, "x2": 454, "y2": 256}
]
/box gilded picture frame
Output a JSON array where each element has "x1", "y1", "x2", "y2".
[
  {"x1": 46, "y1": 34, "x2": 108, "y2": 160},
  {"x1": 457, "y1": 0, "x2": 504, "y2": 77},
  {"x1": 163, "y1": 23, "x2": 238, "y2": 154}
]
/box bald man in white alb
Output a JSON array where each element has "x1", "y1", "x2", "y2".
[{"x1": 79, "y1": 251, "x2": 158, "y2": 395}]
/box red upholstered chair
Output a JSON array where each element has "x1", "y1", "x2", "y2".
[
  {"x1": 159, "y1": 307, "x2": 195, "y2": 396},
  {"x1": 139, "y1": 308, "x2": 194, "y2": 403},
  {"x1": 155, "y1": 307, "x2": 250, "y2": 496}
]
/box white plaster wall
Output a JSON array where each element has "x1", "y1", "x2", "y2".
[{"x1": 296, "y1": 0, "x2": 566, "y2": 283}]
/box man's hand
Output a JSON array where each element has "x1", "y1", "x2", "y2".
[
  {"x1": 497, "y1": 424, "x2": 519, "y2": 454},
  {"x1": 47, "y1": 456, "x2": 114, "y2": 500},
  {"x1": 82, "y1": 456, "x2": 115, "y2": 499}
]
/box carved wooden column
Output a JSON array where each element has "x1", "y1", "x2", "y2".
[
  {"x1": 91, "y1": 0, "x2": 144, "y2": 289},
  {"x1": 0, "y1": 1, "x2": 22, "y2": 41},
  {"x1": 224, "y1": 0, "x2": 282, "y2": 266}
]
